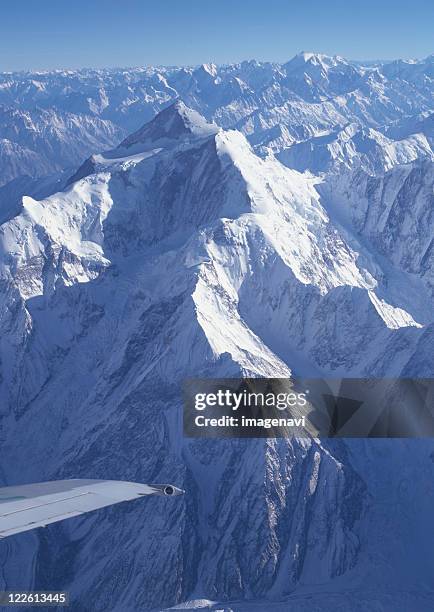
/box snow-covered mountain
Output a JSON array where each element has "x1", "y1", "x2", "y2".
[
  {"x1": 0, "y1": 97, "x2": 433, "y2": 610},
  {"x1": 277, "y1": 123, "x2": 433, "y2": 174}
]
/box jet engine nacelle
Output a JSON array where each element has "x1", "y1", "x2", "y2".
[{"x1": 148, "y1": 484, "x2": 185, "y2": 496}]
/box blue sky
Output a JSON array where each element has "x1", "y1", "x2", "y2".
[{"x1": 1, "y1": 0, "x2": 433, "y2": 71}]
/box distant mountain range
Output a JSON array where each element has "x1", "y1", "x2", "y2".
[{"x1": 0, "y1": 52, "x2": 433, "y2": 187}]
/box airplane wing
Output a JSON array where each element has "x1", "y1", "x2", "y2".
[{"x1": 0, "y1": 479, "x2": 184, "y2": 539}]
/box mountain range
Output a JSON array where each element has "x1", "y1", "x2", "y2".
[
  {"x1": 0, "y1": 53, "x2": 433, "y2": 611},
  {"x1": 1, "y1": 52, "x2": 433, "y2": 186}
]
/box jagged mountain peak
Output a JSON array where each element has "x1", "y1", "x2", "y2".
[
  {"x1": 195, "y1": 62, "x2": 218, "y2": 77},
  {"x1": 281, "y1": 51, "x2": 362, "y2": 100},
  {"x1": 285, "y1": 51, "x2": 350, "y2": 71},
  {"x1": 117, "y1": 100, "x2": 219, "y2": 153},
  {"x1": 67, "y1": 101, "x2": 222, "y2": 180},
  {"x1": 293, "y1": 51, "x2": 329, "y2": 63}
]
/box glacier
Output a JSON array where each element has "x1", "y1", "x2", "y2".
[{"x1": 0, "y1": 53, "x2": 433, "y2": 611}]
